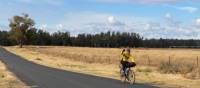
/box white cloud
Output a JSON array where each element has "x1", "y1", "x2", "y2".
[
  {"x1": 144, "y1": 23, "x2": 151, "y2": 30},
  {"x1": 56, "y1": 12, "x2": 200, "y2": 39},
  {"x1": 18, "y1": 0, "x2": 197, "y2": 5},
  {"x1": 165, "y1": 13, "x2": 174, "y2": 25},
  {"x1": 0, "y1": 25, "x2": 9, "y2": 31},
  {"x1": 86, "y1": 0, "x2": 182, "y2": 4},
  {"x1": 164, "y1": 13, "x2": 181, "y2": 28},
  {"x1": 177, "y1": 7, "x2": 198, "y2": 13},
  {"x1": 56, "y1": 24, "x2": 66, "y2": 32},
  {"x1": 62, "y1": 12, "x2": 109, "y2": 27},
  {"x1": 17, "y1": 0, "x2": 64, "y2": 6},
  {"x1": 165, "y1": 13, "x2": 172, "y2": 20},
  {"x1": 39, "y1": 24, "x2": 47, "y2": 30},
  {"x1": 43, "y1": 0, "x2": 64, "y2": 6},
  {"x1": 144, "y1": 22, "x2": 161, "y2": 30},
  {"x1": 107, "y1": 16, "x2": 125, "y2": 26},
  {"x1": 59, "y1": 12, "x2": 130, "y2": 35},
  {"x1": 164, "y1": 5, "x2": 198, "y2": 13},
  {"x1": 195, "y1": 18, "x2": 200, "y2": 26},
  {"x1": 133, "y1": 0, "x2": 181, "y2": 4},
  {"x1": 108, "y1": 16, "x2": 115, "y2": 24},
  {"x1": 18, "y1": 0, "x2": 32, "y2": 3},
  {"x1": 56, "y1": 24, "x2": 63, "y2": 29}
]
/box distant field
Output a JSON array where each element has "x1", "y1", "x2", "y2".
[
  {"x1": 4, "y1": 46, "x2": 200, "y2": 88},
  {"x1": 8, "y1": 46, "x2": 200, "y2": 66},
  {"x1": 0, "y1": 60, "x2": 28, "y2": 88}
]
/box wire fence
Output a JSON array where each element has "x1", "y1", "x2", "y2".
[{"x1": 142, "y1": 55, "x2": 200, "y2": 68}]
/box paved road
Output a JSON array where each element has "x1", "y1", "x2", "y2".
[{"x1": 0, "y1": 48, "x2": 159, "y2": 88}]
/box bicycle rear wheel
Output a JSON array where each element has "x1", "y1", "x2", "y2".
[{"x1": 119, "y1": 68, "x2": 126, "y2": 82}]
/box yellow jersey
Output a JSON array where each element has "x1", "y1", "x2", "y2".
[{"x1": 121, "y1": 52, "x2": 135, "y2": 62}]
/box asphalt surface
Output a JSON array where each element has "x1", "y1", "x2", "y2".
[{"x1": 0, "y1": 47, "x2": 159, "y2": 88}]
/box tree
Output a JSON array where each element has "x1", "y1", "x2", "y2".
[
  {"x1": 9, "y1": 13, "x2": 35, "y2": 48},
  {"x1": 51, "y1": 31, "x2": 71, "y2": 45},
  {"x1": 36, "y1": 29, "x2": 51, "y2": 45}
]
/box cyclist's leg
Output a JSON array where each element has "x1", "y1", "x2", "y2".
[
  {"x1": 123, "y1": 61, "x2": 129, "y2": 76},
  {"x1": 127, "y1": 62, "x2": 136, "y2": 74},
  {"x1": 121, "y1": 61, "x2": 128, "y2": 73},
  {"x1": 120, "y1": 60, "x2": 125, "y2": 76}
]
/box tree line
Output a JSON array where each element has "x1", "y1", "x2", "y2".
[
  {"x1": 0, "y1": 30, "x2": 143, "y2": 47},
  {"x1": 1, "y1": 29, "x2": 200, "y2": 48},
  {"x1": 0, "y1": 14, "x2": 200, "y2": 48}
]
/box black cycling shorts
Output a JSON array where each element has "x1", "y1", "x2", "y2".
[{"x1": 120, "y1": 60, "x2": 136, "y2": 68}]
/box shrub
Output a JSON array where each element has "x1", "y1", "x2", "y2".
[
  {"x1": 184, "y1": 68, "x2": 200, "y2": 79},
  {"x1": 35, "y1": 58, "x2": 42, "y2": 61},
  {"x1": 136, "y1": 67, "x2": 153, "y2": 73},
  {"x1": 159, "y1": 61, "x2": 196, "y2": 74},
  {"x1": 158, "y1": 61, "x2": 200, "y2": 79}
]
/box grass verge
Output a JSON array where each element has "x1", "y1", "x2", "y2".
[
  {"x1": 4, "y1": 46, "x2": 200, "y2": 88},
  {"x1": 0, "y1": 60, "x2": 29, "y2": 88}
]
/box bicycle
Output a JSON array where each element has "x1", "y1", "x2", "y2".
[{"x1": 119, "y1": 64, "x2": 136, "y2": 84}]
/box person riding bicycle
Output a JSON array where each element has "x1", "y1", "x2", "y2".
[{"x1": 120, "y1": 48, "x2": 136, "y2": 75}]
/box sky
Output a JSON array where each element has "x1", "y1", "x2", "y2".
[{"x1": 0, "y1": 0, "x2": 200, "y2": 39}]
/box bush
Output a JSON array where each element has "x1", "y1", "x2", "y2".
[
  {"x1": 159, "y1": 61, "x2": 196, "y2": 74},
  {"x1": 184, "y1": 68, "x2": 200, "y2": 79},
  {"x1": 35, "y1": 58, "x2": 42, "y2": 61},
  {"x1": 136, "y1": 67, "x2": 153, "y2": 73},
  {"x1": 158, "y1": 61, "x2": 200, "y2": 79}
]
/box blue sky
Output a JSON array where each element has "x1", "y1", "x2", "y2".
[{"x1": 0, "y1": 0, "x2": 200, "y2": 39}]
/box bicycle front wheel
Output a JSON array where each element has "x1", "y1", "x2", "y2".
[{"x1": 128, "y1": 70, "x2": 135, "y2": 84}]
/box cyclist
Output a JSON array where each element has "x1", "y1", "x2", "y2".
[{"x1": 120, "y1": 48, "x2": 136, "y2": 75}]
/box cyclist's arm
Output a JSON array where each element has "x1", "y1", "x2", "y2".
[
  {"x1": 129, "y1": 55, "x2": 135, "y2": 62},
  {"x1": 121, "y1": 49, "x2": 126, "y2": 61},
  {"x1": 121, "y1": 49, "x2": 125, "y2": 54}
]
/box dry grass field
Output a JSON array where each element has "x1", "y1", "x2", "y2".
[
  {"x1": 4, "y1": 46, "x2": 200, "y2": 88},
  {"x1": 0, "y1": 60, "x2": 28, "y2": 88}
]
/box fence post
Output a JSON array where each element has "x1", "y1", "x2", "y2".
[
  {"x1": 148, "y1": 56, "x2": 150, "y2": 66},
  {"x1": 108, "y1": 56, "x2": 111, "y2": 64},
  {"x1": 197, "y1": 56, "x2": 199, "y2": 67},
  {"x1": 169, "y1": 56, "x2": 171, "y2": 65}
]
